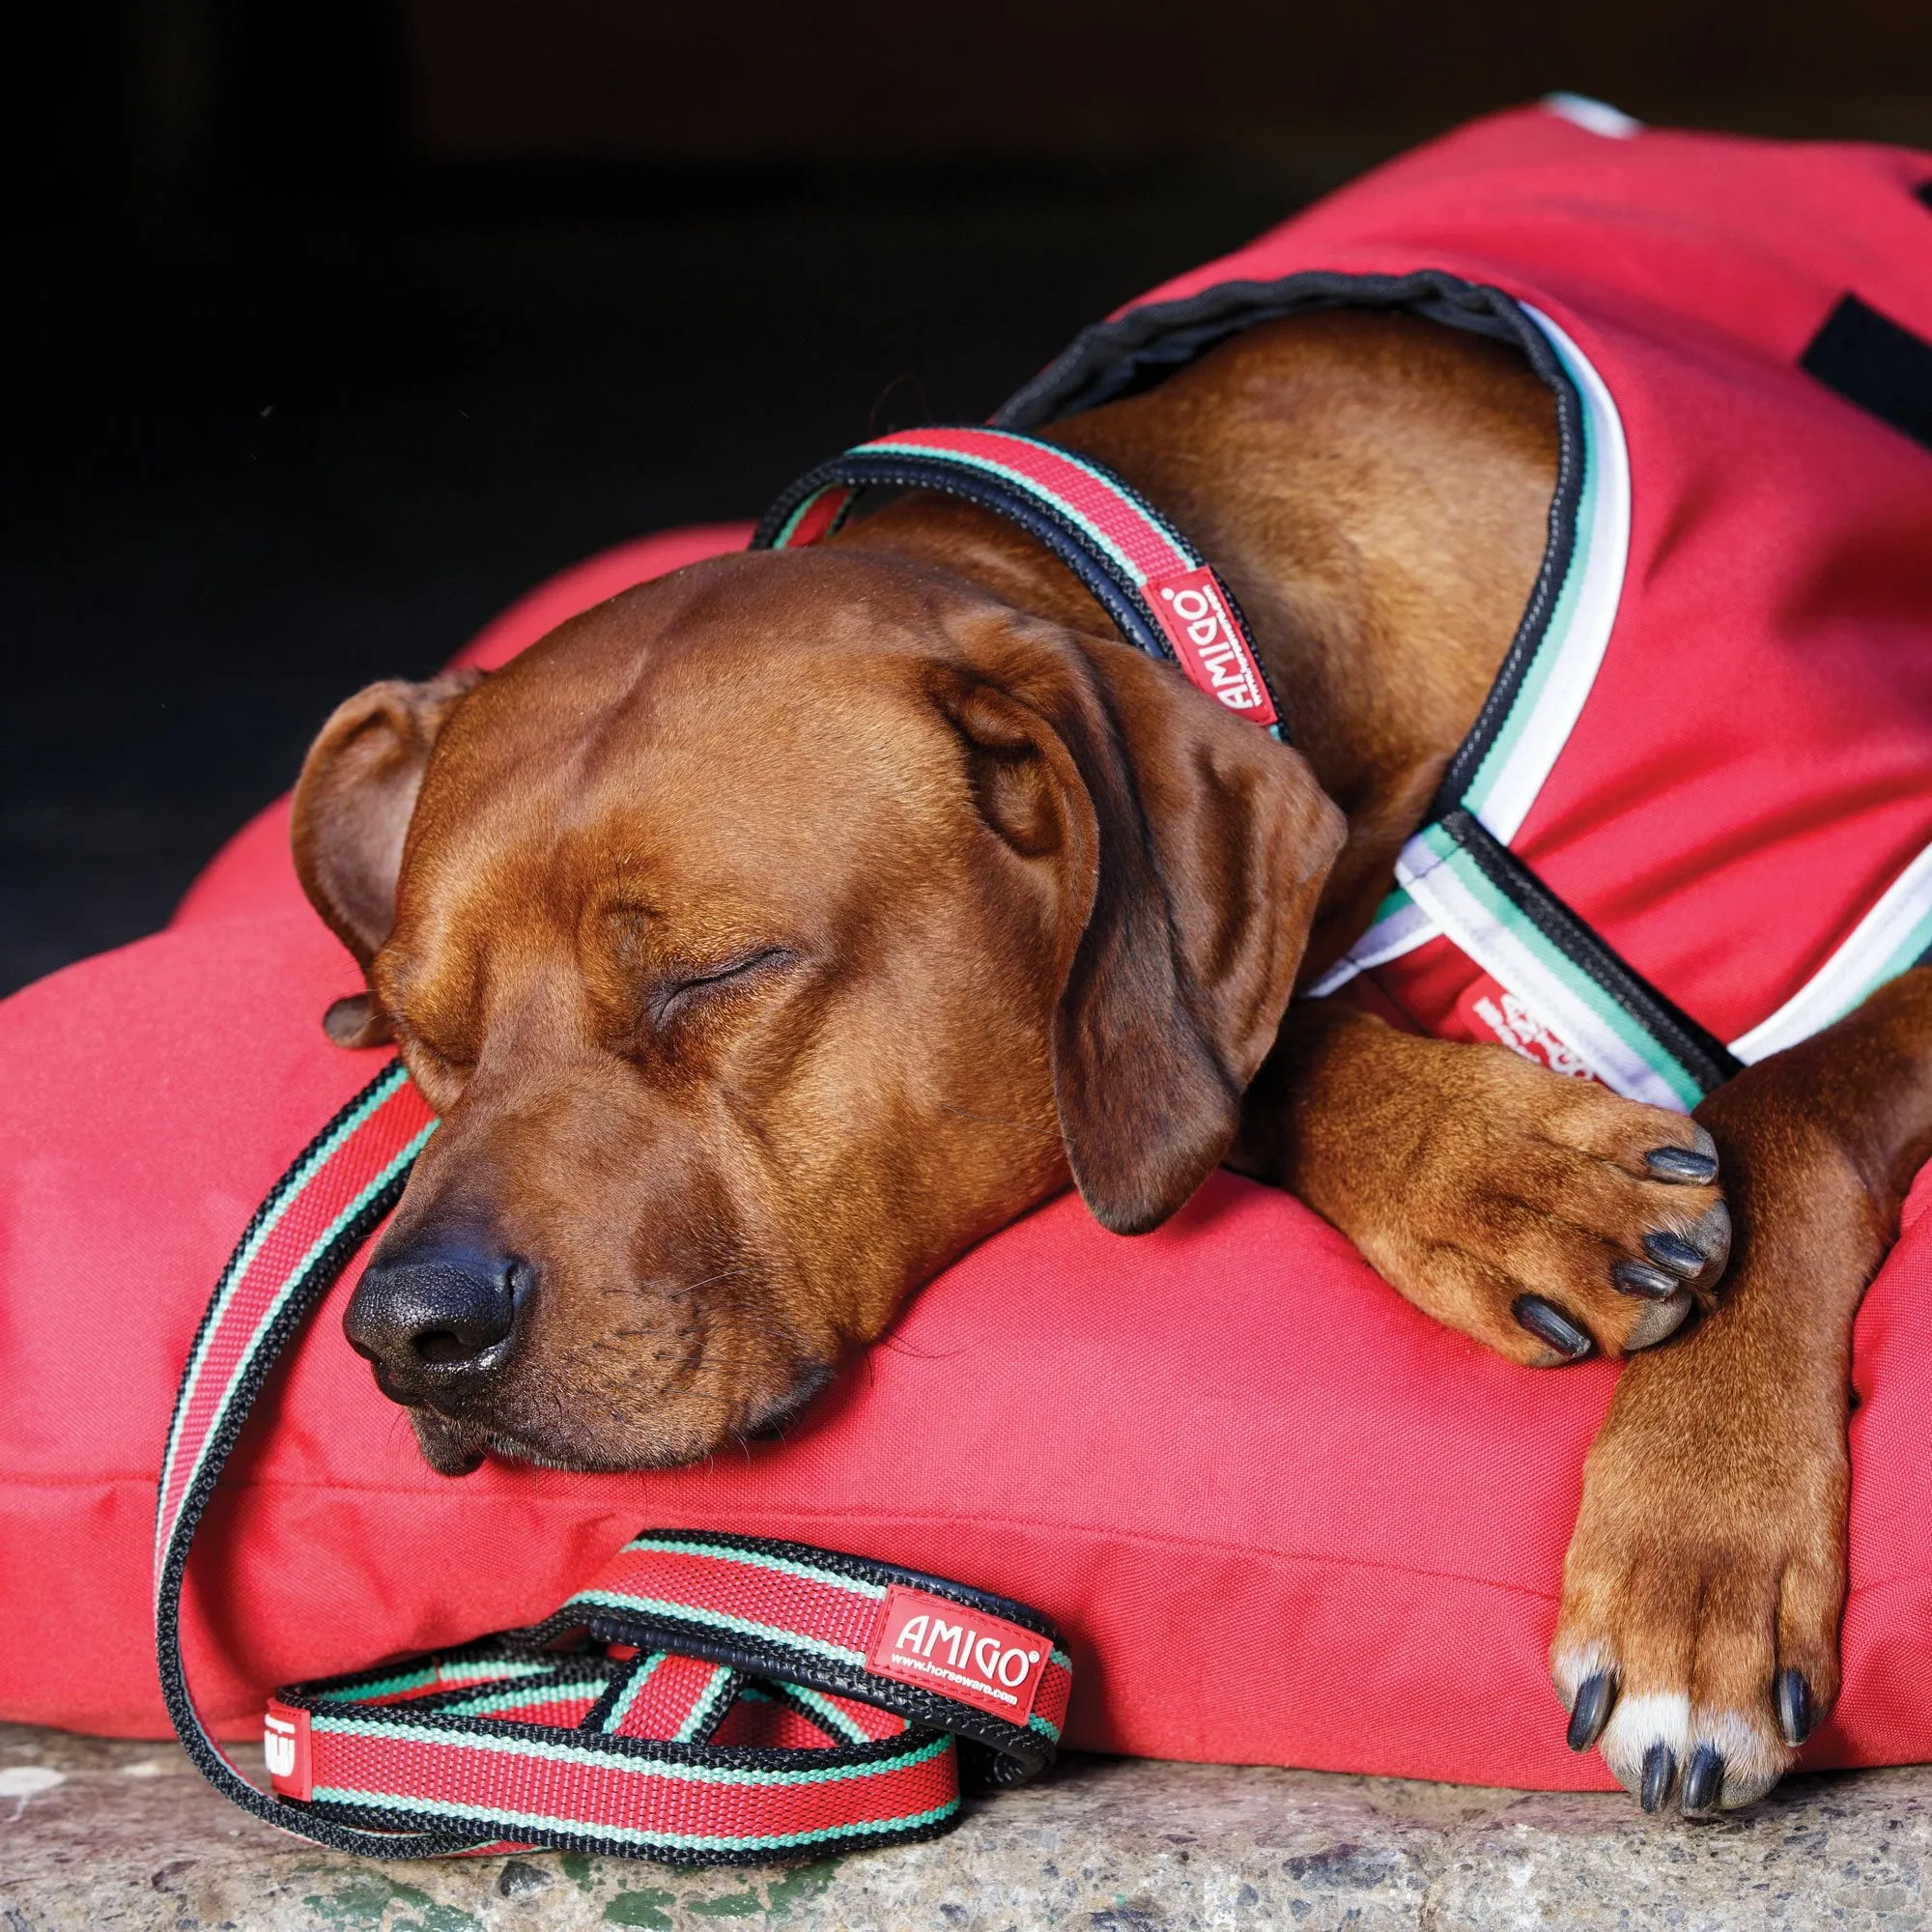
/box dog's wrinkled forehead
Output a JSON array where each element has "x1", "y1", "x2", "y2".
[{"x1": 383, "y1": 551, "x2": 980, "y2": 998}]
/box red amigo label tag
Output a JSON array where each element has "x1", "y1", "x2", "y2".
[
  {"x1": 865, "y1": 1584, "x2": 1051, "y2": 1723},
  {"x1": 1457, "y1": 974, "x2": 1596, "y2": 1083},
  {"x1": 1149, "y1": 566, "x2": 1277, "y2": 727},
  {"x1": 264, "y1": 1700, "x2": 313, "y2": 1801}
]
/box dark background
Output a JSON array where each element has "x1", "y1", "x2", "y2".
[{"x1": 5, "y1": 3, "x2": 1929, "y2": 997}]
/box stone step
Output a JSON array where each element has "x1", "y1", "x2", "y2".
[{"x1": 1, "y1": 1720, "x2": 1925, "y2": 1929}]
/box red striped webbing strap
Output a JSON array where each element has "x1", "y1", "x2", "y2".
[
  {"x1": 753, "y1": 426, "x2": 1284, "y2": 737},
  {"x1": 155, "y1": 1060, "x2": 1071, "y2": 1864}
]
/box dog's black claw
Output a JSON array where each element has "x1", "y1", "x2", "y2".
[
  {"x1": 1645, "y1": 1145, "x2": 1718, "y2": 1183},
  {"x1": 1682, "y1": 1743, "x2": 1725, "y2": 1813},
  {"x1": 1566, "y1": 1671, "x2": 1615, "y2": 1751},
  {"x1": 1776, "y1": 1668, "x2": 1815, "y2": 1747},
  {"x1": 1611, "y1": 1260, "x2": 1681, "y2": 1301},
  {"x1": 1513, "y1": 1294, "x2": 1592, "y2": 1360},
  {"x1": 1640, "y1": 1741, "x2": 1677, "y2": 1813},
  {"x1": 1642, "y1": 1230, "x2": 1708, "y2": 1277}
]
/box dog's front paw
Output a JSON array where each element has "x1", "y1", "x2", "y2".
[
  {"x1": 1549, "y1": 1331, "x2": 1847, "y2": 1814},
  {"x1": 1351, "y1": 1049, "x2": 1731, "y2": 1366}
]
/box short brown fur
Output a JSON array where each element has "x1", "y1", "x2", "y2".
[{"x1": 294, "y1": 306, "x2": 1932, "y2": 1813}]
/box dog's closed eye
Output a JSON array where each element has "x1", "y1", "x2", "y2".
[{"x1": 647, "y1": 948, "x2": 798, "y2": 1028}]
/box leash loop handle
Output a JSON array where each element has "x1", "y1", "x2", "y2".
[
  {"x1": 155, "y1": 1061, "x2": 1070, "y2": 1863},
  {"x1": 154, "y1": 1060, "x2": 468, "y2": 1857}
]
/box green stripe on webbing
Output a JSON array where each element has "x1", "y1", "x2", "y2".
[
  {"x1": 673, "y1": 1668, "x2": 736, "y2": 1744},
  {"x1": 1415, "y1": 822, "x2": 1704, "y2": 1110},
  {"x1": 1461, "y1": 411, "x2": 1599, "y2": 821},
  {"x1": 311, "y1": 1714, "x2": 950, "y2": 1787},
  {"x1": 307, "y1": 1785, "x2": 959, "y2": 1854},
  {"x1": 866, "y1": 440, "x2": 1150, "y2": 586},
  {"x1": 156, "y1": 1065, "x2": 412, "y2": 1553},
  {"x1": 157, "y1": 1107, "x2": 437, "y2": 1577},
  {"x1": 1028, "y1": 1648, "x2": 1070, "y2": 1738},
  {"x1": 315, "y1": 1658, "x2": 556, "y2": 1704},
  {"x1": 621, "y1": 1538, "x2": 890, "y2": 1602},
  {"x1": 440, "y1": 1678, "x2": 609, "y2": 1719},
  {"x1": 772, "y1": 488, "x2": 839, "y2": 547},
  {"x1": 783, "y1": 1685, "x2": 873, "y2": 1746},
  {"x1": 568, "y1": 1590, "x2": 867, "y2": 1669},
  {"x1": 599, "y1": 1653, "x2": 668, "y2": 1734}
]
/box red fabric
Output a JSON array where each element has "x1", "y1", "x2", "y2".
[
  {"x1": 11, "y1": 118, "x2": 1932, "y2": 1788},
  {"x1": 1137, "y1": 106, "x2": 1932, "y2": 1057}
]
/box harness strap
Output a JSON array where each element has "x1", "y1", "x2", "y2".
[
  {"x1": 753, "y1": 425, "x2": 1285, "y2": 738},
  {"x1": 156, "y1": 1062, "x2": 1069, "y2": 1865}
]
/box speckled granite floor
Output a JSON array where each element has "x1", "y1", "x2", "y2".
[{"x1": 6, "y1": 1721, "x2": 1932, "y2": 1930}]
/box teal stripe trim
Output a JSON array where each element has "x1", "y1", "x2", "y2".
[
  {"x1": 1846, "y1": 918, "x2": 1932, "y2": 1016},
  {"x1": 312, "y1": 1714, "x2": 949, "y2": 1787},
  {"x1": 599, "y1": 1653, "x2": 668, "y2": 1734},
  {"x1": 315, "y1": 1658, "x2": 554, "y2": 1704},
  {"x1": 569, "y1": 1590, "x2": 868, "y2": 1669},
  {"x1": 784, "y1": 1686, "x2": 874, "y2": 1746},
  {"x1": 1455, "y1": 309, "x2": 1629, "y2": 839},
  {"x1": 673, "y1": 1668, "x2": 736, "y2": 1744},
  {"x1": 1462, "y1": 397, "x2": 1598, "y2": 819},
  {"x1": 441, "y1": 1679, "x2": 608, "y2": 1719},
  {"x1": 1415, "y1": 824, "x2": 1704, "y2": 1109},
  {"x1": 308, "y1": 1785, "x2": 959, "y2": 1853},
  {"x1": 621, "y1": 1539, "x2": 889, "y2": 1603},
  {"x1": 156, "y1": 1065, "x2": 411, "y2": 1550},
  {"x1": 772, "y1": 487, "x2": 850, "y2": 546},
  {"x1": 159, "y1": 1109, "x2": 436, "y2": 1577},
  {"x1": 873, "y1": 440, "x2": 1151, "y2": 585},
  {"x1": 1861, "y1": 917, "x2": 1932, "y2": 1004}
]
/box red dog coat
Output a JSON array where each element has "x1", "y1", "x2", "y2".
[
  {"x1": 997, "y1": 99, "x2": 1932, "y2": 1106},
  {"x1": 8, "y1": 106, "x2": 1932, "y2": 1794}
]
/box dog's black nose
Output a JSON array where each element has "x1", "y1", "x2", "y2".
[{"x1": 345, "y1": 1236, "x2": 528, "y2": 1394}]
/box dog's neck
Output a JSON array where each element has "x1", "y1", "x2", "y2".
[{"x1": 833, "y1": 308, "x2": 1559, "y2": 976}]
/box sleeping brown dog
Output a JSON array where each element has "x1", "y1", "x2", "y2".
[{"x1": 291, "y1": 206, "x2": 1932, "y2": 1819}]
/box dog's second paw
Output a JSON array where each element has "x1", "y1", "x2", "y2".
[
  {"x1": 1351, "y1": 1046, "x2": 1732, "y2": 1366},
  {"x1": 1549, "y1": 1332, "x2": 1847, "y2": 1814}
]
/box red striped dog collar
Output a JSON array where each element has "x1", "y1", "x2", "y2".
[
  {"x1": 754, "y1": 426, "x2": 1285, "y2": 737},
  {"x1": 156, "y1": 1064, "x2": 1070, "y2": 1863}
]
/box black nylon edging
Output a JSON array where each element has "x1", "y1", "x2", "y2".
[
  {"x1": 1437, "y1": 810, "x2": 1742, "y2": 1096},
  {"x1": 992, "y1": 265, "x2": 1749, "y2": 1077},
  {"x1": 155, "y1": 1060, "x2": 469, "y2": 1859},
  {"x1": 156, "y1": 1073, "x2": 1052, "y2": 1858},
  {"x1": 751, "y1": 445, "x2": 1287, "y2": 738},
  {"x1": 990, "y1": 268, "x2": 1579, "y2": 809}
]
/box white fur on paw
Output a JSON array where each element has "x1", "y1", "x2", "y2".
[
  {"x1": 1691, "y1": 1708, "x2": 1791, "y2": 1808},
  {"x1": 1550, "y1": 1640, "x2": 1614, "y2": 1712},
  {"x1": 1599, "y1": 1689, "x2": 1690, "y2": 1796}
]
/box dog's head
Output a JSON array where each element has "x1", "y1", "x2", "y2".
[{"x1": 293, "y1": 548, "x2": 1344, "y2": 1472}]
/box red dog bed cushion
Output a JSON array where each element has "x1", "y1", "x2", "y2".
[{"x1": 10, "y1": 544, "x2": 1932, "y2": 1797}]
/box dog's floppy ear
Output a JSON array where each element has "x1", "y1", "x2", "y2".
[
  {"x1": 292, "y1": 671, "x2": 482, "y2": 993},
  {"x1": 934, "y1": 623, "x2": 1346, "y2": 1236}
]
